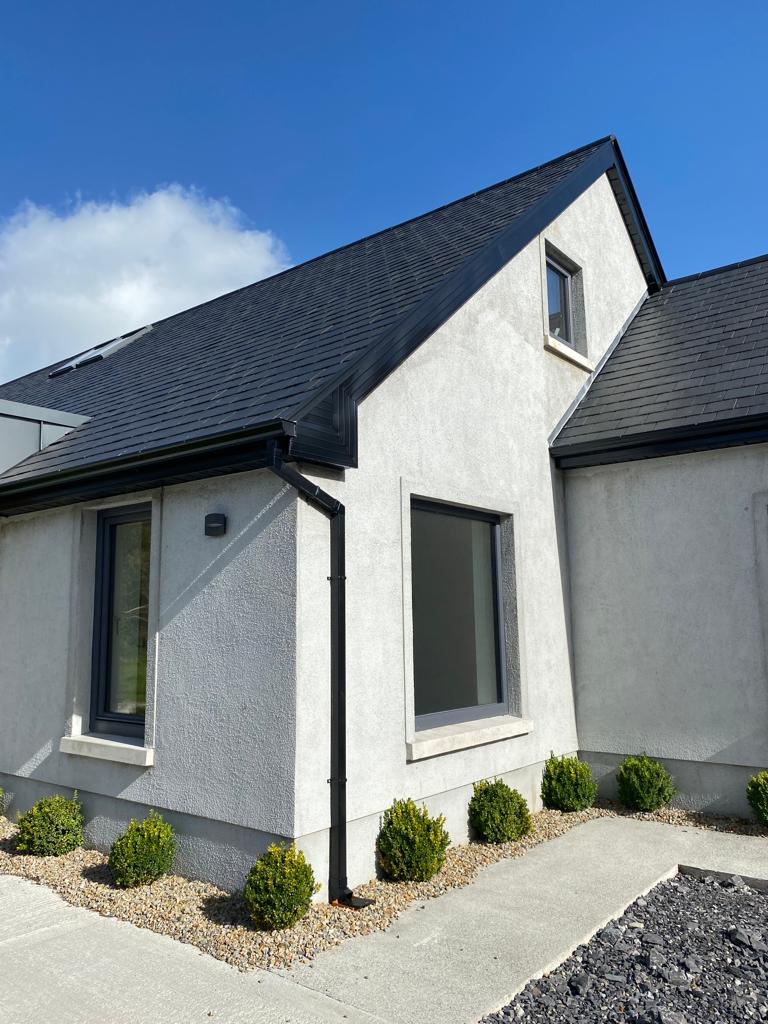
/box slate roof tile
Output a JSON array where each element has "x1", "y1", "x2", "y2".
[
  {"x1": 553, "y1": 254, "x2": 768, "y2": 456},
  {"x1": 0, "y1": 138, "x2": 616, "y2": 487}
]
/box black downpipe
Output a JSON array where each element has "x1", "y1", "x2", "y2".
[{"x1": 268, "y1": 445, "x2": 372, "y2": 908}]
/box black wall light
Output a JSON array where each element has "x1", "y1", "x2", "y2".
[{"x1": 204, "y1": 513, "x2": 227, "y2": 537}]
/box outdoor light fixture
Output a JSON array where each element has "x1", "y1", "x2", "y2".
[{"x1": 204, "y1": 513, "x2": 227, "y2": 537}]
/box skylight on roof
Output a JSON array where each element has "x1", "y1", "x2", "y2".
[{"x1": 48, "y1": 325, "x2": 153, "y2": 379}]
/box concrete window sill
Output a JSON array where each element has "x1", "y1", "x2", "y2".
[
  {"x1": 406, "y1": 715, "x2": 533, "y2": 762},
  {"x1": 544, "y1": 334, "x2": 594, "y2": 372},
  {"x1": 59, "y1": 734, "x2": 154, "y2": 767}
]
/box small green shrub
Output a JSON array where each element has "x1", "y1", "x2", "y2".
[
  {"x1": 16, "y1": 793, "x2": 84, "y2": 856},
  {"x1": 469, "y1": 779, "x2": 532, "y2": 844},
  {"x1": 0, "y1": 788, "x2": 5, "y2": 817},
  {"x1": 540, "y1": 754, "x2": 597, "y2": 812},
  {"x1": 244, "y1": 844, "x2": 319, "y2": 930},
  {"x1": 376, "y1": 798, "x2": 450, "y2": 881},
  {"x1": 616, "y1": 754, "x2": 676, "y2": 812},
  {"x1": 746, "y1": 770, "x2": 768, "y2": 826},
  {"x1": 109, "y1": 811, "x2": 176, "y2": 888}
]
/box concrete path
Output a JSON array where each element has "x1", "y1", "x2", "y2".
[
  {"x1": 2, "y1": 818, "x2": 766, "y2": 1024},
  {"x1": 0, "y1": 875, "x2": 383, "y2": 1024}
]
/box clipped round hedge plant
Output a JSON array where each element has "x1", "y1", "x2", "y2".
[
  {"x1": 469, "y1": 779, "x2": 532, "y2": 844},
  {"x1": 16, "y1": 793, "x2": 84, "y2": 856},
  {"x1": 109, "y1": 810, "x2": 176, "y2": 888},
  {"x1": 746, "y1": 770, "x2": 768, "y2": 826},
  {"x1": 616, "y1": 754, "x2": 675, "y2": 812},
  {"x1": 244, "y1": 844, "x2": 318, "y2": 930},
  {"x1": 376, "y1": 798, "x2": 449, "y2": 882},
  {"x1": 540, "y1": 754, "x2": 597, "y2": 812}
]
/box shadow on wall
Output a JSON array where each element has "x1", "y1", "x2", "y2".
[{"x1": 158, "y1": 482, "x2": 293, "y2": 629}]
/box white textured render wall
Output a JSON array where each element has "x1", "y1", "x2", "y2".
[
  {"x1": 566, "y1": 446, "x2": 768, "y2": 792},
  {"x1": 0, "y1": 470, "x2": 299, "y2": 865},
  {"x1": 294, "y1": 174, "x2": 648, "y2": 885}
]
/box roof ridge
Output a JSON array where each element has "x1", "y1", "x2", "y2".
[
  {"x1": 0, "y1": 137, "x2": 616, "y2": 389},
  {"x1": 117, "y1": 136, "x2": 615, "y2": 319},
  {"x1": 664, "y1": 251, "x2": 768, "y2": 288}
]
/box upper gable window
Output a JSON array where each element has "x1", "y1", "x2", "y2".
[{"x1": 546, "y1": 258, "x2": 573, "y2": 345}]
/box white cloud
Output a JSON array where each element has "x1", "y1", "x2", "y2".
[{"x1": 0, "y1": 186, "x2": 290, "y2": 383}]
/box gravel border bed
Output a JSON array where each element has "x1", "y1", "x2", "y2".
[
  {"x1": 482, "y1": 871, "x2": 768, "y2": 1023},
  {"x1": 0, "y1": 805, "x2": 764, "y2": 972}
]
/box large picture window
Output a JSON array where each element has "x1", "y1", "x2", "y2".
[
  {"x1": 90, "y1": 504, "x2": 152, "y2": 739},
  {"x1": 410, "y1": 499, "x2": 506, "y2": 729}
]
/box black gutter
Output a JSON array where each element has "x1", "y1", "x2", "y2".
[
  {"x1": 267, "y1": 442, "x2": 372, "y2": 908},
  {"x1": 552, "y1": 413, "x2": 768, "y2": 469},
  {"x1": 0, "y1": 420, "x2": 296, "y2": 517}
]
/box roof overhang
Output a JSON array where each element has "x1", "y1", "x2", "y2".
[
  {"x1": 552, "y1": 414, "x2": 768, "y2": 470},
  {"x1": 0, "y1": 420, "x2": 296, "y2": 517},
  {"x1": 291, "y1": 137, "x2": 665, "y2": 466}
]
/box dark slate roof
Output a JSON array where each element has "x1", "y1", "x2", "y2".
[
  {"x1": 0, "y1": 135, "x2": 659, "y2": 510},
  {"x1": 552, "y1": 254, "x2": 768, "y2": 467}
]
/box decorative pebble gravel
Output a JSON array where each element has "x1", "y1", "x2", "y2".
[
  {"x1": 482, "y1": 872, "x2": 768, "y2": 1024},
  {"x1": 0, "y1": 805, "x2": 764, "y2": 973}
]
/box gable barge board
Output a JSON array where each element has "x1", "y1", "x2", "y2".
[{"x1": 293, "y1": 138, "x2": 662, "y2": 455}]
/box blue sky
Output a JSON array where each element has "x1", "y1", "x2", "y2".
[{"x1": 0, "y1": 1, "x2": 766, "y2": 379}]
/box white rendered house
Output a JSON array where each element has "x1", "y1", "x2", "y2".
[{"x1": 0, "y1": 136, "x2": 765, "y2": 899}]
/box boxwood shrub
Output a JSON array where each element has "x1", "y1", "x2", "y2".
[
  {"x1": 16, "y1": 793, "x2": 84, "y2": 856},
  {"x1": 376, "y1": 798, "x2": 449, "y2": 881},
  {"x1": 469, "y1": 779, "x2": 532, "y2": 844},
  {"x1": 109, "y1": 810, "x2": 176, "y2": 888},
  {"x1": 540, "y1": 754, "x2": 597, "y2": 812},
  {"x1": 746, "y1": 770, "x2": 768, "y2": 826},
  {"x1": 616, "y1": 754, "x2": 676, "y2": 812},
  {"x1": 244, "y1": 844, "x2": 318, "y2": 930}
]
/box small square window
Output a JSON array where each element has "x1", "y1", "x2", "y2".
[{"x1": 546, "y1": 259, "x2": 573, "y2": 345}]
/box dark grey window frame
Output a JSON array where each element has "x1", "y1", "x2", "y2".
[
  {"x1": 89, "y1": 503, "x2": 152, "y2": 740},
  {"x1": 411, "y1": 499, "x2": 508, "y2": 732},
  {"x1": 546, "y1": 256, "x2": 574, "y2": 346}
]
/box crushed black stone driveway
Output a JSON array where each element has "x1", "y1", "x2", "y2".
[{"x1": 482, "y1": 873, "x2": 768, "y2": 1023}]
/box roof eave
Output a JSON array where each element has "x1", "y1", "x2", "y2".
[
  {"x1": 0, "y1": 418, "x2": 304, "y2": 517},
  {"x1": 552, "y1": 414, "x2": 768, "y2": 469}
]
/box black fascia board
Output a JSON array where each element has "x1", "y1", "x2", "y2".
[
  {"x1": 606, "y1": 136, "x2": 666, "y2": 290},
  {"x1": 292, "y1": 138, "x2": 664, "y2": 454},
  {"x1": 552, "y1": 414, "x2": 768, "y2": 470},
  {"x1": 0, "y1": 419, "x2": 295, "y2": 517}
]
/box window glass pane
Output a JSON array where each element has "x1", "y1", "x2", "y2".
[
  {"x1": 547, "y1": 263, "x2": 570, "y2": 342},
  {"x1": 411, "y1": 506, "x2": 501, "y2": 718},
  {"x1": 108, "y1": 519, "x2": 151, "y2": 716}
]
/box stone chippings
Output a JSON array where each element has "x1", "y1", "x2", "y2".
[
  {"x1": 483, "y1": 873, "x2": 768, "y2": 1024},
  {"x1": 0, "y1": 805, "x2": 764, "y2": 973}
]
